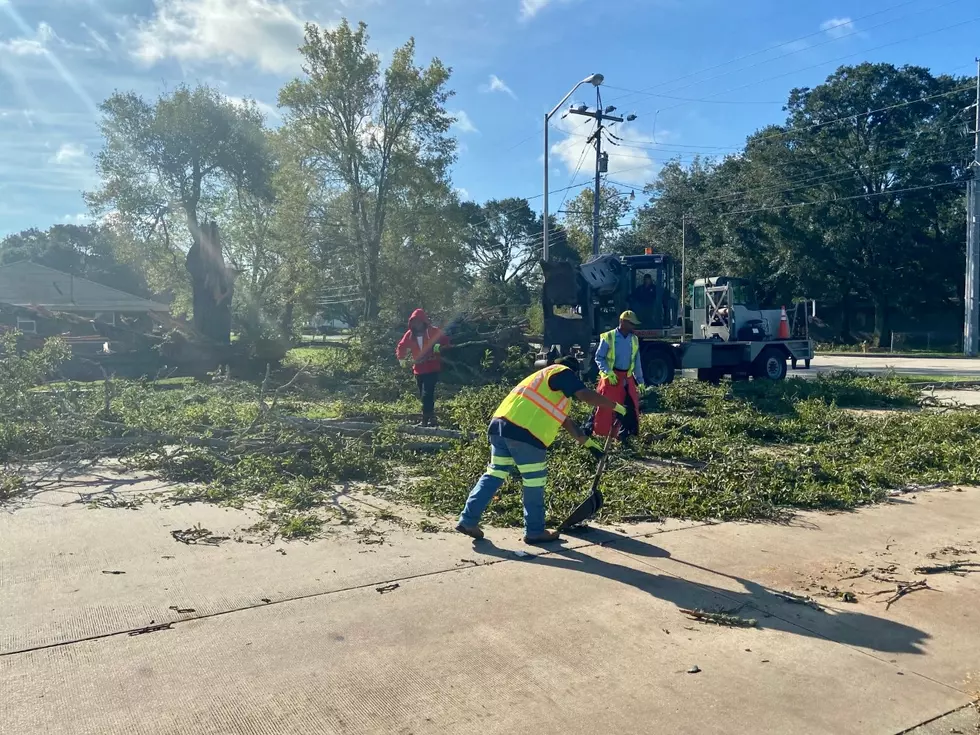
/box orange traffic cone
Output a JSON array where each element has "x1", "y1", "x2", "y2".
[{"x1": 777, "y1": 305, "x2": 790, "y2": 340}]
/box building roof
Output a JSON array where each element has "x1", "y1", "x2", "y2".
[{"x1": 0, "y1": 261, "x2": 170, "y2": 313}]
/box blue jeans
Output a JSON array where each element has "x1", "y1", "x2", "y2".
[{"x1": 458, "y1": 434, "x2": 548, "y2": 535}]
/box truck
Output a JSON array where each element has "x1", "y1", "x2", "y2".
[{"x1": 537, "y1": 251, "x2": 814, "y2": 385}]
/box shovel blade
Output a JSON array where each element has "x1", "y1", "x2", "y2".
[{"x1": 558, "y1": 488, "x2": 604, "y2": 531}]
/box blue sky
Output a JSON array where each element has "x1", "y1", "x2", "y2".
[{"x1": 0, "y1": 0, "x2": 977, "y2": 236}]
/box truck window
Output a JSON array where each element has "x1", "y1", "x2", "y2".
[{"x1": 693, "y1": 286, "x2": 705, "y2": 309}]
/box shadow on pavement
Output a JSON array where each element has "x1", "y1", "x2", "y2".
[{"x1": 473, "y1": 529, "x2": 930, "y2": 655}]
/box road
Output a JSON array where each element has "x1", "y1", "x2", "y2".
[
  {"x1": 2, "y1": 478, "x2": 978, "y2": 734},
  {"x1": 805, "y1": 354, "x2": 980, "y2": 377}
]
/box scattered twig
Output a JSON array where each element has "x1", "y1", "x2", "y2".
[
  {"x1": 680, "y1": 608, "x2": 758, "y2": 627},
  {"x1": 171, "y1": 525, "x2": 229, "y2": 546},
  {"x1": 774, "y1": 591, "x2": 824, "y2": 611},
  {"x1": 872, "y1": 579, "x2": 931, "y2": 609},
  {"x1": 913, "y1": 562, "x2": 980, "y2": 575},
  {"x1": 375, "y1": 583, "x2": 400, "y2": 594}
]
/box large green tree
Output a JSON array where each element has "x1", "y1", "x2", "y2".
[
  {"x1": 278, "y1": 20, "x2": 456, "y2": 321},
  {"x1": 86, "y1": 86, "x2": 272, "y2": 335}
]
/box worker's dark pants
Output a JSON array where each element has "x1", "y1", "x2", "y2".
[{"x1": 415, "y1": 372, "x2": 439, "y2": 419}]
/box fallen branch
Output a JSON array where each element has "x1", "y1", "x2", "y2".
[
  {"x1": 679, "y1": 608, "x2": 758, "y2": 627},
  {"x1": 774, "y1": 591, "x2": 824, "y2": 611},
  {"x1": 872, "y1": 579, "x2": 931, "y2": 609},
  {"x1": 913, "y1": 562, "x2": 980, "y2": 575}
]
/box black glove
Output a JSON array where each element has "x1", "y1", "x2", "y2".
[{"x1": 584, "y1": 436, "x2": 605, "y2": 460}]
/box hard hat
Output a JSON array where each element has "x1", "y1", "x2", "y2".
[{"x1": 619, "y1": 310, "x2": 641, "y2": 324}]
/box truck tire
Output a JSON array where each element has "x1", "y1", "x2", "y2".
[
  {"x1": 640, "y1": 345, "x2": 676, "y2": 386},
  {"x1": 754, "y1": 347, "x2": 787, "y2": 381}
]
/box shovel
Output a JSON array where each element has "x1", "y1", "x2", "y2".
[{"x1": 557, "y1": 430, "x2": 615, "y2": 531}]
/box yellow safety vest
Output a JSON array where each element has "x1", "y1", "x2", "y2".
[
  {"x1": 493, "y1": 365, "x2": 573, "y2": 447},
  {"x1": 600, "y1": 329, "x2": 639, "y2": 377}
]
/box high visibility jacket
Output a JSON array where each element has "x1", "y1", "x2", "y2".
[
  {"x1": 599, "y1": 329, "x2": 639, "y2": 377},
  {"x1": 493, "y1": 365, "x2": 572, "y2": 447}
]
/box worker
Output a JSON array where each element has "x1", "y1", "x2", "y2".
[
  {"x1": 395, "y1": 308, "x2": 450, "y2": 427},
  {"x1": 629, "y1": 273, "x2": 664, "y2": 328},
  {"x1": 593, "y1": 310, "x2": 644, "y2": 440},
  {"x1": 456, "y1": 355, "x2": 626, "y2": 544}
]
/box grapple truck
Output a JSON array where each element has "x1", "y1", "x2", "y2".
[{"x1": 537, "y1": 253, "x2": 814, "y2": 384}]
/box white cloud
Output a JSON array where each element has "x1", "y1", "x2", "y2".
[
  {"x1": 60, "y1": 213, "x2": 95, "y2": 225},
  {"x1": 224, "y1": 95, "x2": 281, "y2": 122},
  {"x1": 481, "y1": 74, "x2": 516, "y2": 99},
  {"x1": 0, "y1": 21, "x2": 57, "y2": 57},
  {"x1": 80, "y1": 23, "x2": 112, "y2": 55},
  {"x1": 455, "y1": 187, "x2": 471, "y2": 201},
  {"x1": 50, "y1": 142, "x2": 86, "y2": 166},
  {"x1": 550, "y1": 116, "x2": 656, "y2": 186},
  {"x1": 450, "y1": 109, "x2": 478, "y2": 134},
  {"x1": 820, "y1": 17, "x2": 856, "y2": 39},
  {"x1": 130, "y1": 0, "x2": 308, "y2": 74},
  {"x1": 520, "y1": 0, "x2": 552, "y2": 19}
]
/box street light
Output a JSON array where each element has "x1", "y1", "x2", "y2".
[{"x1": 543, "y1": 73, "x2": 603, "y2": 262}]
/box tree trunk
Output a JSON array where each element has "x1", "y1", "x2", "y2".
[
  {"x1": 363, "y1": 237, "x2": 381, "y2": 321},
  {"x1": 279, "y1": 301, "x2": 295, "y2": 337},
  {"x1": 839, "y1": 291, "x2": 853, "y2": 344},
  {"x1": 872, "y1": 296, "x2": 891, "y2": 349}
]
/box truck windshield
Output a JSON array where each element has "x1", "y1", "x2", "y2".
[{"x1": 728, "y1": 281, "x2": 758, "y2": 309}]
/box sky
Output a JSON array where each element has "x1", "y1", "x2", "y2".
[{"x1": 0, "y1": 0, "x2": 977, "y2": 236}]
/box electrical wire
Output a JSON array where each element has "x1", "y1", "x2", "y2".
[
  {"x1": 616, "y1": 0, "x2": 970, "y2": 111},
  {"x1": 636, "y1": 16, "x2": 980, "y2": 125},
  {"x1": 603, "y1": 0, "x2": 927, "y2": 107}
]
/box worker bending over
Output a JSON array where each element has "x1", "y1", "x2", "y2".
[
  {"x1": 457, "y1": 355, "x2": 626, "y2": 544},
  {"x1": 593, "y1": 310, "x2": 644, "y2": 440},
  {"x1": 395, "y1": 308, "x2": 449, "y2": 427}
]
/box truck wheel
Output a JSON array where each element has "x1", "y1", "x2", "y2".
[
  {"x1": 754, "y1": 347, "x2": 787, "y2": 381},
  {"x1": 641, "y1": 352, "x2": 675, "y2": 385}
]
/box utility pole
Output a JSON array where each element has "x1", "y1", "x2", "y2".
[
  {"x1": 542, "y1": 74, "x2": 604, "y2": 262},
  {"x1": 965, "y1": 58, "x2": 980, "y2": 357},
  {"x1": 681, "y1": 214, "x2": 687, "y2": 334},
  {"x1": 569, "y1": 87, "x2": 624, "y2": 257}
]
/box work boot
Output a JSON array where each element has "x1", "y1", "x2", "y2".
[
  {"x1": 455, "y1": 523, "x2": 484, "y2": 540},
  {"x1": 523, "y1": 530, "x2": 561, "y2": 545}
]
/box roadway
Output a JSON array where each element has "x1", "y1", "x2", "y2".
[{"x1": 803, "y1": 354, "x2": 980, "y2": 378}]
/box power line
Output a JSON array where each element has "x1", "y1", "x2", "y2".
[
  {"x1": 604, "y1": 0, "x2": 927, "y2": 108},
  {"x1": 601, "y1": 85, "x2": 784, "y2": 106},
  {"x1": 603, "y1": 85, "x2": 976, "y2": 158},
  {"x1": 622, "y1": 0, "x2": 970, "y2": 112},
  {"x1": 635, "y1": 16, "x2": 980, "y2": 125},
  {"x1": 709, "y1": 180, "x2": 962, "y2": 217}
]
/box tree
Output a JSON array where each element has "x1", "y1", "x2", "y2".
[
  {"x1": 562, "y1": 184, "x2": 635, "y2": 259},
  {"x1": 86, "y1": 85, "x2": 272, "y2": 341},
  {"x1": 779, "y1": 63, "x2": 973, "y2": 345},
  {"x1": 278, "y1": 20, "x2": 456, "y2": 321}
]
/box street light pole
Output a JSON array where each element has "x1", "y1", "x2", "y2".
[{"x1": 542, "y1": 73, "x2": 604, "y2": 262}]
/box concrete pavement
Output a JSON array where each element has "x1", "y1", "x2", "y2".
[
  {"x1": 2, "y1": 481, "x2": 979, "y2": 734},
  {"x1": 807, "y1": 354, "x2": 980, "y2": 377}
]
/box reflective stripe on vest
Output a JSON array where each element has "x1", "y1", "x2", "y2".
[
  {"x1": 492, "y1": 365, "x2": 572, "y2": 447},
  {"x1": 600, "y1": 329, "x2": 639, "y2": 377}
]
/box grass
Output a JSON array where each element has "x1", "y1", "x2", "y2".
[
  {"x1": 404, "y1": 375, "x2": 980, "y2": 528},
  {"x1": 7, "y1": 351, "x2": 979, "y2": 537}
]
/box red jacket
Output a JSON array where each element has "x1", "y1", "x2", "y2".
[{"x1": 395, "y1": 309, "x2": 450, "y2": 375}]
